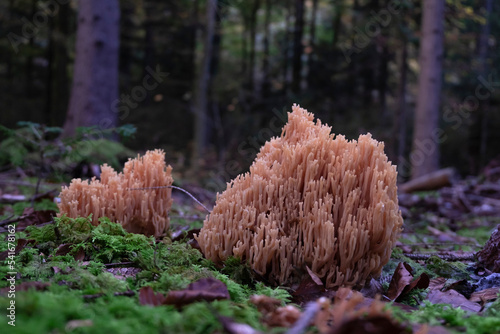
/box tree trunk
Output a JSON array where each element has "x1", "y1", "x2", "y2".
[
  {"x1": 291, "y1": 0, "x2": 305, "y2": 94},
  {"x1": 261, "y1": 0, "x2": 271, "y2": 97},
  {"x1": 193, "y1": 0, "x2": 217, "y2": 164},
  {"x1": 468, "y1": 0, "x2": 493, "y2": 174},
  {"x1": 395, "y1": 36, "x2": 408, "y2": 179},
  {"x1": 282, "y1": 0, "x2": 292, "y2": 95},
  {"x1": 63, "y1": 0, "x2": 120, "y2": 137},
  {"x1": 306, "y1": 0, "x2": 318, "y2": 89},
  {"x1": 410, "y1": 0, "x2": 445, "y2": 179},
  {"x1": 248, "y1": 0, "x2": 261, "y2": 91}
]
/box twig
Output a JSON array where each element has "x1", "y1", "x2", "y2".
[
  {"x1": 0, "y1": 215, "x2": 16, "y2": 227},
  {"x1": 82, "y1": 290, "x2": 135, "y2": 300},
  {"x1": 104, "y1": 262, "x2": 135, "y2": 268},
  {"x1": 169, "y1": 215, "x2": 203, "y2": 221},
  {"x1": 402, "y1": 252, "x2": 476, "y2": 261},
  {"x1": 128, "y1": 185, "x2": 211, "y2": 213},
  {"x1": 286, "y1": 301, "x2": 321, "y2": 334}
]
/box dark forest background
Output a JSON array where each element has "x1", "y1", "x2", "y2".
[{"x1": 0, "y1": 0, "x2": 499, "y2": 191}]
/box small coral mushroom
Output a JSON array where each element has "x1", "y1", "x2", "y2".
[
  {"x1": 58, "y1": 149, "x2": 173, "y2": 237},
  {"x1": 196, "y1": 105, "x2": 403, "y2": 288}
]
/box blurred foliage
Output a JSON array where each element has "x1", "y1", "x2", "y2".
[
  {"x1": 1, "y1": 0, "x2": 500, "y2": 187},
  {"x1": 0, "y1": 122, "x2": 136, "y2": 181}
]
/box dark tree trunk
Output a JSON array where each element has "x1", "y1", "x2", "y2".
[
  {"x1": 282, "y1": 0, "x2": 292, "y2": 95},
  {"x1": 468, "y1": 0, "x2": 493, "y2": 174},
  {"x1": 292, "y1": 0, "x2": 305, "y2": 94},
  {"x1": 307, "y1": 0, "x2": 318, "y2": 89},
  {"x1": 63, "y1": 0, "x2": 120, "y2": 137},
  {"x1": 411, "y1": 0, "x2": 445, "y2": 178},
  {"x1": 193, "y1": 0, "x2": 217, "y2": 164},
  {"x1": 261, "y1": 0, "x2": 271, "y2": 97},
  {"x1": 395, "y1": 37, "x2": 408, "y2": 179},
  {"x1": 248, "y1": 0, "x2": 261, "y2": 91}
]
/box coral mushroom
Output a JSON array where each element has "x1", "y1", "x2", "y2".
[
  {"x1": 196, "y1": 105, "x2": 403, "y2": 288},
  {"x1": 58, "y1": 149, "x2": 173, "y2": 237}
]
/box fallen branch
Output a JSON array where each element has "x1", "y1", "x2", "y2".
[
  {"x1": 402, "y1": 252, "x2": 475, "y2": 262},
  {"x1": 82, "y1": 290, "x2": 135, "y2": 300}
]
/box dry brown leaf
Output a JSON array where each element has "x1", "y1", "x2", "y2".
[
  {"x1": 387, "y1": 262, "x2": 429, "y2": 301},
  {"x1": 292, "y1": 276, "x2": 335, "y2": 306},
  {"x1": 0, "y1": 238, "x2": 31, "y2": 261},
  {"x1": 330, "y1": 316, "x2": 406, "y2": 334},
  {"x1": 469, "y1": 287, "x2": 500, "y2": 303},
  {"x1": 1, "y1": 281, "x2": 50, "y2": 295},
  {"x1": 428, "y1": 277, "x2": 447, "y2": 291},
  {"x1": 163, "y1": 277, "x2": 230, "y2": 307},
  {"x1": 138, "y1": 286, "x2": 166, "y2": 306},
  {"x1": 17, "y1": 209, "x2": 56, "y2": 230},
  {"x1": 427, "y1": 289, "x2": 481, "y2": 313}
]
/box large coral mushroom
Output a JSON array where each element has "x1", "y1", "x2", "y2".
[
  {"x1": 58, "y1": 149, "x2": 173, "y2": 237},
  {"x1": 196, "y1": 105, "x2": 403, "y2": 288}
]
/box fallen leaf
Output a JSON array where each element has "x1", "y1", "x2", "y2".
[
  {"x1": 306, "y1": 266, "x2": 324, "y2": 286},
  {"x1": 55, "y1": 243, "x2": 86, "y2": 261},
  {"x1": 163, "y1": 277, "x2": 230, "y2": 307},
  {"x1": 469, "y1": 287, "x2": 500, "y2": 303},
  {"x1": 331, "y1": 316, "x2": 406, "y2": 334},
  {"x1": 291, "y1": 276, "x2": 335, "y2": 306},
  {"x1": 17, "y1": 209, "x2": 56, "y2": 230},
  {"x1": 138, "y1": 286, "x2": 166, "y2": 306},
  {"x1": 0, "y1": 238, "x2": 31, "y2": 261},
  {"x1": 0, "y1": 281, "x2": 50, "y2": 295},
  {"x1": 427, "y1": 289, "x2": 481, "y2": 313},
  {"x1": 387, "y1": 262, "x2": 429, "y2": 301},
  {"x1": 429, "y1": 277, "x2": 447, "y2": 291},
  {"x1": 250, "y1": 295, "x2": 301, "y2": 328},
  {"x1": 250, "y1": 295, "x2": 282, "y2": 313}
]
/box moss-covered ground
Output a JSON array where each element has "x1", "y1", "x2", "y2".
[{"x1": 1, "y1": 193, "x2": 500, "y2": 333}]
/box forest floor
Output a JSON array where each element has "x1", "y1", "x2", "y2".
[{"x1": 0, "y1": 169, "x2": 500, "y2": 334}]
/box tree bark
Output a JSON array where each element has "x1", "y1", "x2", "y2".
[
  {"x1": 63, "y1": 0, "x2": 120, "y2": 137},
  {"x1": 291, "y1": 0, "x2": 305, "y2": 94},
  {"x1": 193, "y1": 0, "x2": 217, "y2": 164},
  {"x1": 306, "y1": 0, "x2": 318, "y2": 89},
  {"x1": 261, "y1": 0, "x2": 271, "y2": 97},
  {"x1": 468, "y1": 0, "x2": 493, "y2": 174},
  {"x1": 395, "y1": 36, "x2": 408, "y2": 179},
  {"x1": 411, "y1": 0, "x2": 445, "y2": 179},
  {"x1": 248, "y1": 0, "x2": 261, "y2": 91}
]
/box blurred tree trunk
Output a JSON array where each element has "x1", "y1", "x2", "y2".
[
  {"x1": 248, "y1": 0, "x2": 261, "y2": 91},
  {"x1": 411, "y1": 0, "x2": 445, "y2": 179},
  {"x1": 395, "y1": 36, "x2": 408, "y2": 179},
  {"x1": 306, "y1": 0, "x2": 318, "y2": 90},
  {"x1": 261, "y1": 0, "x2": 271, "y2": 97},
  {"x1": 46, "y1": 2, "x2": 71, "y2": 126},
  {"x1": 292, "y1": 0, "x2": 305, "y2": 94},
  {"x1": 468, "y1": 0, "x2": 493, "y2": 174},
  {"x1": 63, "y1": 0, "x2": 120, "y2": 137},
  {"x1": 331, "y1": 0, "x2": 343, "y2": 50},
  {"x1": 193, "y1": 0, "x2": 217, "y2": 165},
  {"x1": 25, "y1": 0, "x2": 36, "y2": 96},
  {"x1": 282, "y1": 0, "x2": 292, "y2": 95}
]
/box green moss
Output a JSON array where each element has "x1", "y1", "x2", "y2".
[
  {"x1": 0, "y1": 289, "x2": 264, "y2": 334},
  {"x1": 392, "y1": 301, "x2": 500, "y2": 334},
  {"x1": 425, "y1": 256, "x2": 471, "y2": 281},
  {"x1": 12, "y1": 199, "x2": 59, "y2": 215}
]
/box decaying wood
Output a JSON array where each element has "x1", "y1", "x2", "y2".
[{"x1": 399, "y1": 168, "x2": 457, "y2": 193}]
